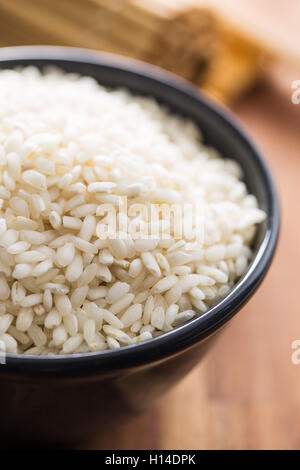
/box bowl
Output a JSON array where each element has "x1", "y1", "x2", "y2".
[{"x1": 0, "y1": 46, "x2": 279, "y2": 445}]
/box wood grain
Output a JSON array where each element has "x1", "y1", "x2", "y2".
[
  {"x1": 0, "y1": 44, "x2": 297, "y2": 454},
  {"x1": 0, "y1": 0, "x2": 298, "y2": 451},
  {"x1": 74, "y1": 69, "x2": 300, "y2": 450}
]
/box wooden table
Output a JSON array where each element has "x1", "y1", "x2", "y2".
[
  {"x1": 0, "y1": 1, "x2": 298, "y2": 449},
  {"x1": 76, "y1": 69, "x2": 300, "y2": 450},
  {"x1": 0, "y1": 0, "x2": 296, "y2": 452}
]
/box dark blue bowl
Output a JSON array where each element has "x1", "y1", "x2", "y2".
[{"x1": 0, "y1": 46, "x2": 279, "y2": 445}]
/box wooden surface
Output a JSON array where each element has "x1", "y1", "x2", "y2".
[
  {"x1": 0, "y1": 0, "x2": 298, "y2": 452},
  {"x1": 73, "y1": 69, "x2": 300, "y2": 450}
]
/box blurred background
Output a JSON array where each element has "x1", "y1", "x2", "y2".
[{"x1": 0, "y1": 0, "x2": 299, "y2": 450}]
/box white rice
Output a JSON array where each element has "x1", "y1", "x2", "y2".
[{"x1": 0, "y1": 67, "x2": 266, "y2": 355}]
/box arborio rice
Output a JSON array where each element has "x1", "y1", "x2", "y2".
[{"x1": 0, "y1": 67, "x2": 266, "y2": 355}]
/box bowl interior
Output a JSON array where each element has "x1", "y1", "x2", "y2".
[
  {"x1": 0, "y1": 47, "x2": 279, "y2": 370},
  {"x1": 0, "y1": 49, "x2": 269, "y2": 252}
]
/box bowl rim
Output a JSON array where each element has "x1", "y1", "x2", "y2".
[{"x1": 0, "y1": 46, "x2": 280, "y2": 376}]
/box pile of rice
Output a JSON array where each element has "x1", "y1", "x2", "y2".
[{"x1": 0, "y1": 67, "x2": 265, "y2": 355}]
